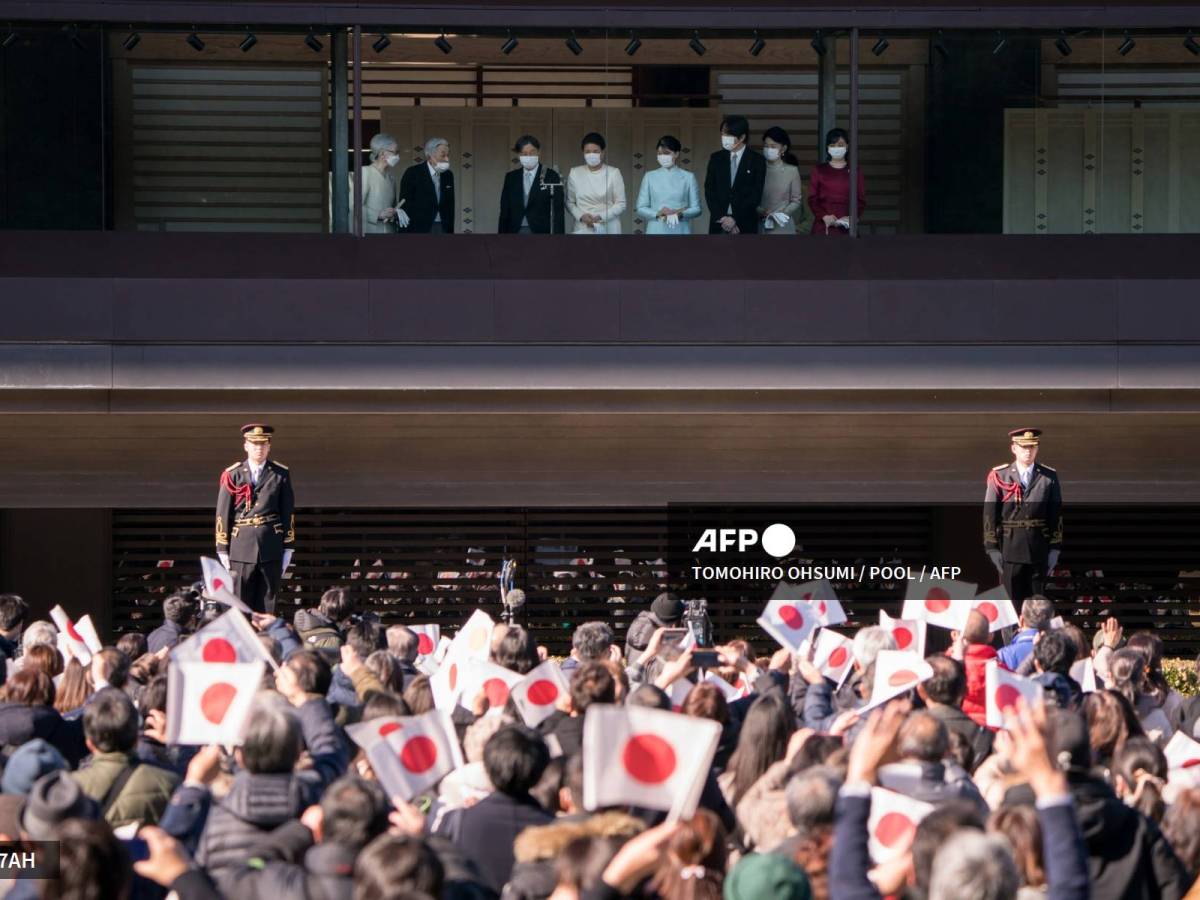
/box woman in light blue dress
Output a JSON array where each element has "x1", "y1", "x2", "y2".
[{"x1": 636, "y1": 135, "x2": 702, "y2": 235}]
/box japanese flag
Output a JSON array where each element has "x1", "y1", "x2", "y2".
[
  {"x1": 702, "y1": 672, "x2": 741, "y2": 703},
  {"x1": 366, "y1": 710, "x2": 464, "y2": 801},
  {"x1": 868, "y1": 788, "x2": 934, "y2": 864},
  {"x1": 770, "y1": 580, "x2": 847, "y2": 627},
  {"x1": 1070, "y1": 658, "x2": 1097, "y2": 694},
  {"x1": 985, "y1": 661, "x2": 1041, "y2": 728},
  {"x1": 166, "y1": 660, "x2": 263, "y2": 745},
  {"x1": 345, "y1": 716, "x2": 406, "y2": 752},
  {"x1": 511, "y1": 660, "x2": 571, "y2": 728},
  {"x1": 410, "y1": 625, "x2": 441, "y2": 660},
  {"x1": 1163, "y1": 731, "x2": 1200, "y2": 773},
  {"x1": 971, "y1": 587, "x2": 1019, "y2": 632},
  {"x1": 902, "y1": 577, "x2": 976, "y2": 630},
  {"x1": 75, "y1": 615, "x2": 103, "y2": 654},
  {"x1": 447, "y1": 609, "x2": 495, "y2": 663},
  {"x1": 812, "y1": 629, "x2": 855, "y2": 687},
  {"x1": 200, "y1": 557, "x2": 251, "y2": 614},
  {"x1": 171, "y1": 608, "x2": 277, "y2": 670},
  {"x1": 583, "y1": 704, "x2": 721, "y2": 820},
  {"x1": 433, "y1": 635, "x2": 452, "y2": 663},
  {"x1": 879, "y1": 611, "x2": 927, "y2": 658},
  {"x1": 429, "y1": 650, "x2": 465, "y2": 711},
  {"x1": 457, "y1": 658, "x2": 524, "y2": 716},
  {"x1": 758, "y1": 595, "x2": 818, "y2": 654},
  {"x1": 50, "y1": 606, "x2": 98, "y2": 664},
  {"x1": 863, "y1": 650, "x2": 934, "y2": 711}
]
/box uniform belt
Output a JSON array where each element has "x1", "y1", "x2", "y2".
[
  {"x1": 233, "y1": 514, "x2": 280, "y2": 526},
  {"x1": 1002, "y1": 518, "x2": 1046, "y2": 528}
]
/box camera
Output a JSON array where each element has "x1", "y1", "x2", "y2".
[{"x1": 682, "y1": 596, "x2": 712, "y2": 647}]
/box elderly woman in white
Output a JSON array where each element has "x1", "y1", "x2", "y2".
[
  {"x1": 566, "y1": 132, "x2": 626, "y2": 234},
  {"x1": 357, "y1": 133, "x2": 401, "y2": 234}
]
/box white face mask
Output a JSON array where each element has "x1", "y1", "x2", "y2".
[
  {"x1": 764, "y1": 146, "x2": 781, "y2": 162},
  {"x1": 657, "y1": 154, "x2": 676, "y2": 168},
  {"x1": 828, "y1": 145, "x2": 848, "y2": 160},
  {"x1": 584, "y1": 152, "x2": 602, "y2": 167},
  {"x1": 519, "y1": 155, "x2": 540, "y2": 170},
  {"x1": 721, "y1": 134, "x2": 738, "y2": 151},
  {"x1": 384, "y1": 153, "x2": 400, "y2": 167},
  {"x1": 434, "y1": 160, "x2": 451, "y2": 173}
]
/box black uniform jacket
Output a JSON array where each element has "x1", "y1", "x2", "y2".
[
  {"x1": 216, "y1": 459, "x2": 295, "y2": 565},
  {"x1": 983, "y1": 461, "x2": 1063, "y2": 565}
]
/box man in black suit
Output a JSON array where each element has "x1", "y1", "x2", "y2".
[
  {"x1": 498, "y1": 135, "x2": 564, "y2": 234},
  {"x1": 396, "y1": 137, "x2": 455, "y2": 234},
  {"x1": 704, "y1": 114, "x2": 766, "y2": 234},
  {"x1": 215, "y1": 423, "x2": 296, "y2": 613}
]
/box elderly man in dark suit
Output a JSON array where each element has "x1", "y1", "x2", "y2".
[
  {"x1": 704, "y1": 114, "x2": 766, "y2": 235},
  {"x1": 396, "y1": 137, "x2": 455, "y2": 234},
  {"x1": 498, "y1": 135, "x2": 564, "y2": 234}
]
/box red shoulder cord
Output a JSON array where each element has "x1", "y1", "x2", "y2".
[
  {"x1": 220, "y1": 469, "x2": 253, "y2": 513},
  {"x1": 987, "y1": 469, "x2": 1023, "y2": 504}
]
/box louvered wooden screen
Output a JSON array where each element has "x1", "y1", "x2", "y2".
[{"x1": 112, "y1": 62, "x2": 329, "y2": 232}]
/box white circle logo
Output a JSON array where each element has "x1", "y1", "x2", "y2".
[{"x1": 761, "y1": 523, "x2": 796, "y2": 558}]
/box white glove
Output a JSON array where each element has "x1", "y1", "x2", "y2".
[
  {"x1": 665, "y1": 213, "x2": 680, "y2": 228},
  {"x1": 282, "y1": 550, "x2": 294, "y2": 573},
  {"x1": 218, "y1": 552, "x2": 230, "y2": 569},
  {"x1": 762, "y1": 216, "x2": 775, "y2": 230},
  {"x1": 987, "y1": 550, "x2": 1003, "y2": 572},
  {"x1": 1047, "y1": 550, "x2": 1060, "y2": 574},
  {"x1": 395, "y1": 208, "x2": 410, "y2": 229},
  {"x1": 771, "y1": 211, "x2": 791, "y2": 226},
  {"x1": 835, "y1": 216, "x2": 851, "y2": 229}
]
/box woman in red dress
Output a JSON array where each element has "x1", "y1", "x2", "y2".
[{"x1": 807, "y1": 127, "x2": 867, "y2": 236}]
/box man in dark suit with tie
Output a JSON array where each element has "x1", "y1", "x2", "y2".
[
  {"x1": 498, "y1": 135, "x2": 564, "y2": 234},
  {"x1": 396, "y1": 137, "x2": 455, "y2": 234},
  {"x1": 215, "y1": 423, "x2": 296, "y2": 613},
  {"x1": 704, "y1": 115, "x2": 766, "y2": 235}
]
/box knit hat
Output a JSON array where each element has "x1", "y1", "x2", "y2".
[
  {"x1": 20, "y1": 771, "x2": 99, "y2": 840},
  {"x1": 724, "y1": 853, "x2": 811, "y2": 900},
  {"x1": 1, "y1": 739, "x2": 66, "y2": 796},
  {"x1": 651, "y1": 592, "x2": 684, "y2": 624}
]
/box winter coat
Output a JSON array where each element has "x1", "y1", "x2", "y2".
[
  {"x1": 961, "y1": 643, "x2": 1002, "y2": 727},
  {"x1": 502, "y1": 812, "x2": 645, "y2": 900},
  {"x1": 72, "y1": 750, "x2": 180, "y2": 827}
]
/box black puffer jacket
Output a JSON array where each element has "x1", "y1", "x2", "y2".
[{"x1": 0, "y1": 702, "x2": 86, "y2": 767}]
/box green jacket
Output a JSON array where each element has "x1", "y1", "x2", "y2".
[{"x1": 71, "y1": 751, "x2": 180, "y2": 828}]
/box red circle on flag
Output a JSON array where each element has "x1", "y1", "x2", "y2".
[
  {"x1": 978, "y1": 602, "x2": 999, "y2": 623},
  {"x1": 448, "y1": 663, "x2": 458, "y2": 691},
  {"x1": 995, "y1": 684, "x2": 1022, "y2": 713},
  {"x1": 1182, "y1": 759, "x2": 1200, "y2": 769},
  {"x1": 200, "y1": 682, "x2": 238, "y2": 724},
  {"x1": 66, "y1": 621, "x2": 83, "y2": 642},
  {"x1": 212, "y1": 578, "x2": 226, "y2": 591},
  {"x1": 892, "y1": 627, "x2": 913, "y2": 650},
  {"x1": 622, "y1": 733, "x2": 677, "y2": 784},
  {"x1": 888, "y1": 669, "x2": 919, "y2": 687},
  {"x1": 874, "y1": 811, "x2": 916, "y2": 848},
  {"x1": 417, "y1": 633, "x2": 435, "y2": 656},
  {"x1": 484, "y1": 678, "x2": 511, "y2": 707},
  {"x1": 399, "y1": 735, "x2": 438, "y2": 773},
  {"x1": 828, "y1": 647, "x2": 849, "y2": 668},
  {"x1": 526, "y1": 679, "x2": 559, "y2": 706},
  {"x1": 201, "y1": 638, "x2": 237, "y2": 663},
  {"x1": 379, "y1": 722, "x2": 401, "y2": 738},
  {"x1": 779, "y1": 605, "x2": 805, "y2": 630},
  {"x1": 816, "y1": 600, "x2": 827, "y2": 616},
  {"x1": 924, "y1": 588, "x2": 951, "y2": 613}
]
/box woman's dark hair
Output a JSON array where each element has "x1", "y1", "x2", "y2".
[
  {"x1": 1113, "y1": 735, "x2": 1167, "y2": 823},
  {"x1": 403, "y1": 674, "x2": 434, "y2": 715},
  {"x1": 1163, "y1": 788, "x2": 1200, "y2": 874},
  {"x1": 681, "y1": 682, "x2": 730, "y2": 725},
  {"x1": 530, "y1": 755, "x2": 567, "y2": 813},
  {"x1": 1109, "y1": 648, "x2": 1149, "y2": 710},
  {"x1": 493, "y1": 625, "x2": 539, "y2": 675},
  {"x1": 824, "y1": 127, "x2": 850, "y2": 161},
  {"x1": 514, "y1": 134, "x2": 541, "y2": 153},
  {"x1": 319, "y1": 587, "x2": 355, "y2": 623},
  {"x1": 54, "y1": 658, "x2": 89, "y2": 713},
  {"x1": 1125, "y1": 632, "x2": 1172, "y2": 704},
  {"x1": 556, "y1": 835, "x2": 624, "y2": 895},
  {"x1": 3, "y1": 668, "x2": 55, "y2": 707},
  {"x1": 989, "y1": 805, "x2": 1045, "y2": 889},
  {"x1": 361, "y1": 690, "x2": 410, "y2": 721},
  {"x1": 581, "y1": 132, "x2": 606, "y2": 151},
  {"x1": 762, "y1": 126, "x2": 799, "y2": 166},
  {"x1": 649, "y1": 808, "x2": 727, "y2": 900},
  {"x1": 23, "y1": 643, "x2": 63, "y2": 679},
  {"x1": 656, "y1": 134, "x2": 682, "y2": 154},
  {"x1": 365, "y1": 650, "x2": 405, "y2": 694},
  {"x1": 141, "y1": 674, "x2": 168, "y2": 715},
  {"x1": 1082, "y1": 689, "x2": 1144, "y2": 766},
  {"x1": 725, "y1": 690, "x2": 795, "y2": 807},
  {"x1": 354, "y1": 833, "x2": 444, "y2": 900},
  {"x1": 116, "y1": 632, "x2": 148, "y2": 662},
  {"x1": 42, "y1": 818, "x2": 131, "y2": 900}
]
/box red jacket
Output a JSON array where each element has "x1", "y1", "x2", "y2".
[{"x1": 959, "y1": 643, "x2": 1003, "y2": 727}]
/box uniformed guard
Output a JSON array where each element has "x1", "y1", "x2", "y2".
[
  {"x1": 215, "y1": 424, "x2": 296, "y2": 613},
  {"x1": 983, "y1": 427, "x2": 1063, "y2": 605}
]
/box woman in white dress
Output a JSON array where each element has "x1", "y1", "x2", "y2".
[
  {"x1": 357, "y1": 133, "x2": 401, "y2": 234},
  {"x1": 566, "y1": 132, "x2": 626, "y2": 234}
]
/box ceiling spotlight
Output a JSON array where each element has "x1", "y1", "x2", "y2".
[
  {"x1": 186, "y1": 31, "x2": 205, "y2": 52},
  {"x1": 992, "y1": 31, "x2": 1008, "y2": 55},
  {"x1": 749, "y1": 31, "x2": 766, "y2": 56},
  {"x1": 122, "y1": 31, "x2": 141, "y2": 51},
  {"x1": 1186, "y1": 31, "x2": 1200, "y2": 56},
  {"x1": 689, "y1": 31, "x2": 706, "y2": 56},
  {"x1": 871, "y1": 36, "x2": 889, "y2": 56},
  {"x1": 1118, "y1": 31, "x2": 1135, "y2": 56},
  {"x1": 501, "y1": 31, "x2": 518, "y2": 54},
  {"x1": 1055, "y1": 31, "x2": 1072, "y2": 56},
  {"x1": 433, "y1": 33, "x2": 451, "y2": 54},
  {"x1": 239, "y1": 31, "x2": 257, "y2": 52},
  {"x1": 624, "y1": 34, "x2": 641, "y2": 56},
  {"x1": 305, "y1": 29, "x2": 324, "y2": 52},
  {"x1": 933, "y1": 30, "x2": 948, "y2": 59},
  {"x1": 64, "y1": 24, "x2": 86, "y2": 51},
  {"x1": 811, "y1": 30, "x2": 827, "y2": 57},
  {"x1": 1, "y1": 30, "x2": 17, "y2": 50},
  {"x1": 373, "y1": 33, "x2": 392, "y2": 53},
  {"x1": 565, "y1": 32, "x2": 583, "y2": 55}
]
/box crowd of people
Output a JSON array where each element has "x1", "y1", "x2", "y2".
[
  {"x1": 0, "y1": 585, "x2": 1197, "y2": 900},
  {"x1": 359, "y1": 115, "x2": 866, "y2": 236}
]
